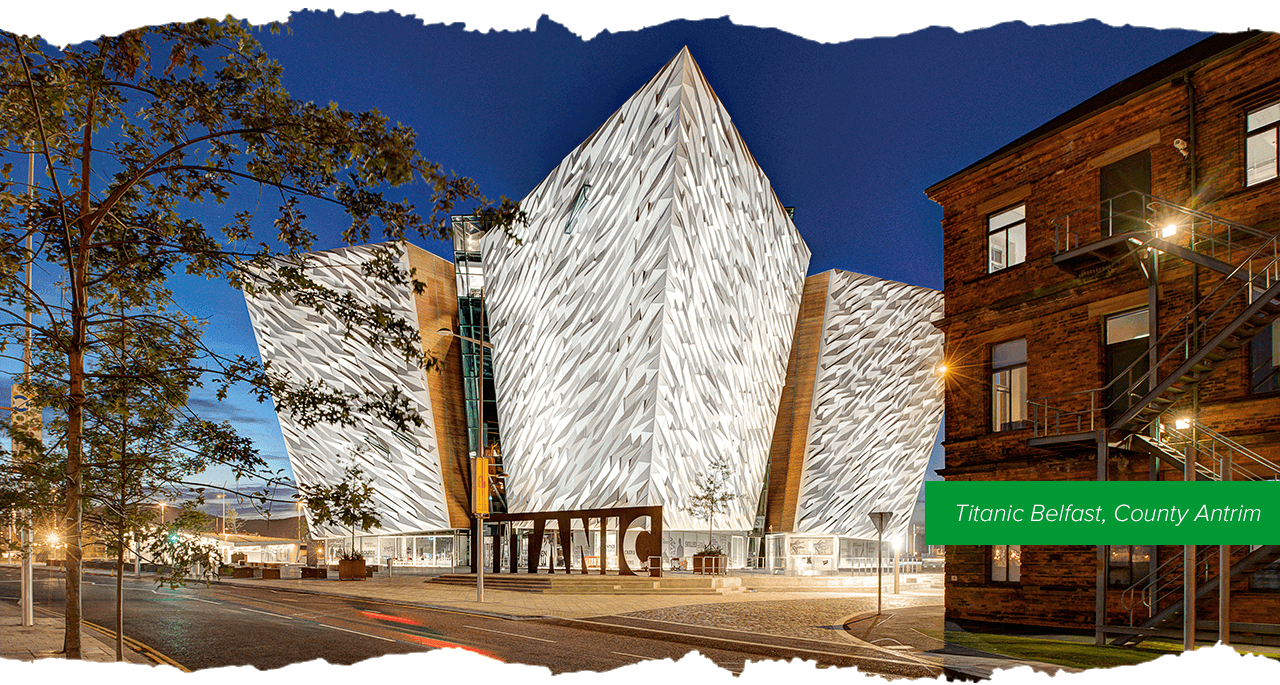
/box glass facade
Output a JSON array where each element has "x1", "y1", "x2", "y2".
[
  {"x1": 452, "y1": 215, "x2": 505, "y2": 514},
  {"x1": 325, "y1": 533, "x2": 465, "y2": 569},
  {"x1": 762, "y1": 533, "x2": 903, "y2": 576}
]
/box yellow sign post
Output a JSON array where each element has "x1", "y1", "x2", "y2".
[{"x1": 474, "y1": 456, "x2": 491, "y2": 515}]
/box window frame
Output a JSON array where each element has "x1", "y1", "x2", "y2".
[
  {"x1": 986, "y1": 203, "x2": 1027, "y2": 274},
  {"x1": 1249, "y1": 318, "x2": 1280, "y2": 395},
  {"x1": 989, "y1": 544, "x2": 1022, "y2": 583},
  {"x1": 1108, "y1": 545, "x2": 1153, "y2": 587},
  {"x1": 991, "y1": 338, "x2": 1028, "y2": 432},
  {"x1": 1245, "y1": 99, "x2": 1279, "y2": 188}
]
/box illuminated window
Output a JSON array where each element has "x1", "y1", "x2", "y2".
[
  {"x1": 991, "y1": 338, "x2": 1027, "y2": 431},
  {"x1": 987, "y1": 204, "x2": 1026, "y2": 273},
  {"x1": 1246, "y1": 101, "x2": 1279, "y2": 187},
  {"x1": 1109, "y1": 545, "x2": 1153, "y2": 586},
  {"x1": 991, "y1": 544, "x2": 1021, "y2": 582}
]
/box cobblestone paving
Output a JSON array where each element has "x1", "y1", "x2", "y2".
[{"x1": 620, "y1": 593, "x2": 936, "y2": 644}]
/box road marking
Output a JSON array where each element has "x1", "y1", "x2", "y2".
[
  {"x1": 322, "y1": 624, "x2": 396, "y2": 642},
  {"x1": 242, "y1": 607, "x2": 293, "y2": 619},
  {"x1": 612, "y1": 651, "x2": 659, "y2": 661},
  {"x1": 187, "y1": 597, "x2": 220, "y2": 605},
  {"x1": 463, "y1": 625, "x2": 556, "y2": 643},
  {"x1": 72, "y1": 614, "x2": 192, "y2": 672},
  {"x1": 268, "y1": 592, "x2": 299, "y2": 601}
]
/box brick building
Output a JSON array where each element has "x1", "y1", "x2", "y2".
[{"x1": 927, "y1": 31, "x2": 1280, "y2": 645}]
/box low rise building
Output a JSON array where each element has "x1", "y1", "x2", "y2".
[{"x1": 927, "y1": 31, "x2": 1280, "y2": 643}]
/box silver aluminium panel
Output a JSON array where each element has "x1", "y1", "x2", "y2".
[
  {"x1": 243, "y1": 243, "x2": 452, "y2": 537},
  {"x1": 483, "y1": 48, "x2": 810, "y2": 531}
]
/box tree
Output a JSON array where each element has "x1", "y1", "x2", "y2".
[
  {"x1": 0, "y1": 19, "x2": 520, "y2": 658},
  {"x1": 296, "y1": 463, "x2": 380, "y2": 561},
  {"x1": 142, "y1": 504, "x2": 220, "y2": 589},
  {"x1": 685, "y1": 455, "x2": 738, "y2": 555}
]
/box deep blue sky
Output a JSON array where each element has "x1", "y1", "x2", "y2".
[{"x1": 34, "y1": 13, "x2": 1215, "y2": 515}]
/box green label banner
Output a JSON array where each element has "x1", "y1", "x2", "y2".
[{"x1": 925, "y1": 481, "x2": 1280, "y2": 545}]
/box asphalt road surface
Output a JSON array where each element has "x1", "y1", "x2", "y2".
[{"x1": 0, "y1": 566, "x2": 936, "y2": 677}]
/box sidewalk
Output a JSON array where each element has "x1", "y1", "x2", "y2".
[
  {"x1": 0, "y1": 601, "x2": 151, "y2": 665},
  {"x1": 6, "y1": 565, "x2": 1082, "y2": 676},
  {"x1": 211, "y1": 572, "x2": 1080, "y2": 677}
]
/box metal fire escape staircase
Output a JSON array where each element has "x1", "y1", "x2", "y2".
[
  {"x1": 1031, "y1": 191, "x2": 1280, "y2": 443},
  {"x1": 1027, "y1": 191, "x2": 1280, "y2": 645},
  {"x1": 1115, "y1": 543, "x2": 1280, "y2": 646}
]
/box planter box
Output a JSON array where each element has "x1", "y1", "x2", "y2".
[
  {"x1": 300, "y1": 567, "x2": 327, "y2": 579},
  {"x1": 260, "y1": 568, "x2": 281, "y2": 580},
  {"x1": 338, "y1": 558, "x2": 367, "y2": 581},
  {"x1": 692, "y1": 554, "x2": 726, "y2": 575},
  {"x1": 231, "y1": 566, "x2": 255, "y2": 578}
]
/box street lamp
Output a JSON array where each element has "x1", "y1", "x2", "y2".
[{"x1": 438, "y1": 325, "x2": 494, "y2": 603}]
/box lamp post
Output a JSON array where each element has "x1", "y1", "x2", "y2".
[{"x1": 438, "y1": 325, "x2": 494, "y2": 603}]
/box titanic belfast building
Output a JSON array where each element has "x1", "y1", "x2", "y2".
[{"x1": 244, "y1": 49, "x2": 944, "y2": 574}]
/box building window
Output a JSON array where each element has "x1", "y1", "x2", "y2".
[
  {"x1": 1250, "y1": 319, "x2": 1280, "y2": 394},
  {"x1": 1104, "y1": 308, "x2": 1150, "y2": 422},
  {"x1": 991, "y1": 338, "x2": 1027, "y2": 431},
  {"x1": 1247, "y1": 100, "x2": 1279, "y2": 187},
  {"x1": 1109, "y1": 545, "x2": 1153, "y2": 586},
  {"x1": 987, "y1": 204, "x2": 1026, "y2": 273},
  {"x1": 991, "y1": 544, "x2": 1021, "y2": 582}
]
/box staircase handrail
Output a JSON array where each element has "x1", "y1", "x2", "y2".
[
  {"x1": 1051, "y1": 190, "x2": 1274, "y2": 254},
  {"x1": 1157, "y1": 423, "x2": 1280, "y2": 481},
  {"x1": 1122, "y1": 545, "x2": 1227, "y2": 626},
  {"x1": 1108, "y1": 274, "x2": 1280, "y2": 432}
]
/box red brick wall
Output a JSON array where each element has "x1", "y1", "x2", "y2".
[{"x1": 931, "y1": 35, "x2": 1280, "y2": 627}]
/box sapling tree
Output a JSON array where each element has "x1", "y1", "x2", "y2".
[
  {"x1": 297, "y1": 463, "x2": 380, "y2": 562},
  {"x1": 685, "y1": 455, "x2": 738, "y2": 555}
]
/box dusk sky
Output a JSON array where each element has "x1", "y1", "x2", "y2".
[{"x1": 8, "y1": 11, "x2": 1217, "y2": 516}]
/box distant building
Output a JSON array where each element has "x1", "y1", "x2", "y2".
[{"x1": 927, "y1": 31, "x2": 1280, "y2": 642}]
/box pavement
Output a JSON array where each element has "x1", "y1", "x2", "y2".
[
  {"x1": 205, "y1": 570, "x2": 1081, "y2": 679},
  {"x1": 0, "y1": 594, "x2": 152, "y2": 665},
  {"x1": 5, "y1": 564, "x2": 1082, "y2": 678}
]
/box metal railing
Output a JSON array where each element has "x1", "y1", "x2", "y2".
[
  {"x1": 1121, "y1": 545, "x2": 1227, "y2": 627},
  {"x1": 1156, "y1": 423, "x2": 1280, "y2": 482},
  {"x1": 1052, "y1": 190, "x2": 1276, "y2": 260},
  {"x1": 1032, "y1": 221, "x2": 1280, "y2": 438}
]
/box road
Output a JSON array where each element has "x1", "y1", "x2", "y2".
[{"x1": 0, "y1": 566, "x2": 936, "y2": 676}]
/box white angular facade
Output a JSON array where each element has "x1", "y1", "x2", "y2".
[
  {"x1": 242, "y1": 50, "x2": 946, "y2": 564},
  {"x1": 243, "y1": 244, "x2": 453, "y2": 537},
  {"x1": 792, "y1": 271, "x2": 944, "y2": 542},
  {"x1": 482, "y1": 48, "x2": 811, "y2": 531}
]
